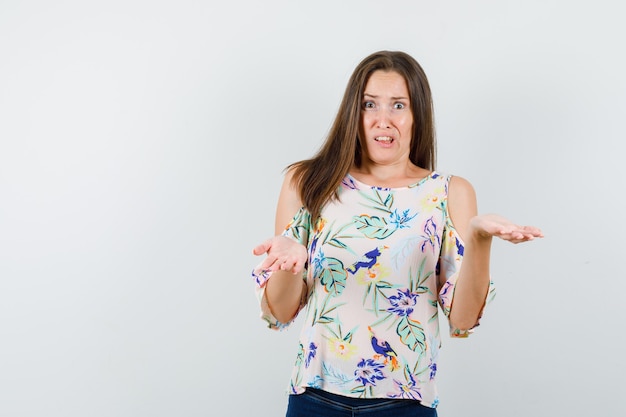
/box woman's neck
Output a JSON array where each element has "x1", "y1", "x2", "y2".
[{"x1": 350, "y1": 162, "x2": 431, "y2": 188}]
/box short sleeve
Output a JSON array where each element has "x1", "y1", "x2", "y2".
[
  {"x1": 436, "y1": 203, "x2": 496, "y2": 338},
  {"x1": 252, "y1": 207, "x2": 311, "y2": 330}
]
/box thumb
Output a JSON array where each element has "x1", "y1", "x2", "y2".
[{"x1": 252, "y1": 240, "x2": 272, "y2": 256}]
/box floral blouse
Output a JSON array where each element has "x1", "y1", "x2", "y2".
[{"x1": 252, "y1": 172, "x2": 495, "y2": 408}]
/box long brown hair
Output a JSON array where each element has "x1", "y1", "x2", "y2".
[{"x1": 288, "y1": 50, "x2": 436, "y2": 221}]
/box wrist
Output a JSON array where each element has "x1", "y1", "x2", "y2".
[{"x1": 467, "y1": 222, "x2": 492, "y2": 241}]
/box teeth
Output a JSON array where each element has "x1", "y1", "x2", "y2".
[{"x1": 375, "y1": 136, "x2": 393, "y2": 142}]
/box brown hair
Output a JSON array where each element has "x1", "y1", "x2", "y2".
[{"x1": 288, "y1": 50, "x2": 436, "y2": 221}]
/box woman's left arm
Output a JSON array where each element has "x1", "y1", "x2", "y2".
[{"x1": 446, "y1": 176, "x2": 543, "y2": 331}]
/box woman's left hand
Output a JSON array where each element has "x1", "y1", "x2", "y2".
[{"x1": 469, "y1": 214, "x2": 544, "y2": 244}]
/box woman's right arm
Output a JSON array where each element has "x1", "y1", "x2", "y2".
[{"x1": 252, "y1": 169, "x2": 308, "y2": 324}]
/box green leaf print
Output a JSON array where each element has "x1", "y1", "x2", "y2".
[
  {"x1": 408, "y1": 258, "x2": 434, "y2": 297},
  {"x1": 320, "y1": 257, "x2": 347, "y2": 296},
  {"x1": 311, "y1": 297, "x2": 346, "y2": 327},
  {"x1": 316, "y1": 316, "x2": 334, "y2": 324},
  {"x1": 358, "y1": 189, "x2": 395, "y2": 214},
  {"x1": 397, "y1": 316, "x2": 426, "y2": 352},
  {"x1": 322, "y1": 363, "x2": 353, "y2": 387},
  {"x1": 353, "y1": 215, "x2": 396, "y2": 239},
  {"x1": 286, "y1": 207, "x2": 311, "y2": 243}
]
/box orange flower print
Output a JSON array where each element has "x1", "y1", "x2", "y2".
[
  {"x1": 328, "y1": 337, "x2": 358, "y2": 360},
  {"x1": 418, "y1": 186, "x2": 444, "y2": 211},
  {"x1": 354, "y1": 263, "x2": 390, "y2": 286}
]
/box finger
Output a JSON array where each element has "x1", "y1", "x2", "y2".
[
  {"x1": 292, "y1": 258, "x2": 306, "y2": 275},
  {"x1": 506, "y1": 234, "x2": 536, "y2": 244},
  {"x1": 492, "y1": 228, "x2": 516, "y2": 238},
  {"x1": 258, "y1": 255, "x2": 280, "y2": 271},
  {"x1": 287, "y1": 262, "x2": 303, "y2": 275},
  {"x1": 495, "y1": 232, "x2": 523, "y2": 242},
  {"x1": 515, "y1": 229, "x2": 542, "y2": 240},
  {"x1": 282, "y1": 256, "x2": 301, "y2": 272},
  {"x1": 252, "y1": 240, "x2": 272, "y2": 256},
  {"x1": 518, "y1": 225, "x2": 544, "y2": 237},
  {"x1": 507, "y1": 228, "x2": 539, "y2": 240}
]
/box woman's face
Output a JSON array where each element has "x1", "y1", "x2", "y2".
[{"x1": 360, "y1": 70, "x2": 413, "y2": 167}]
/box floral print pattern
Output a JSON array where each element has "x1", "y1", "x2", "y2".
[{"x1": 253, "y1": 172, "x2": 495, "y2": 408}]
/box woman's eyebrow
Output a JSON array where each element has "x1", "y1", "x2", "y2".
[{"x1": 363, "y1": 93, "x2": 408, "y2": 100}]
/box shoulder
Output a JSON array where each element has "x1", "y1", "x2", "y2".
[
  {"x1": 445, "y1": 175, "x2": 478, "y2": 235},
  {"x1": 275, "y1": 167, "x2": 304, "y2": 233},
  {"x1": 430, "y1": 172, "x2": 475, "y2": 200},
  {"x1": 447, "y1": 175, "x2": 476, "y2": 201}
]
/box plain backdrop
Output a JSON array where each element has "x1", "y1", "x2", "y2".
[{"x1": 1, "y1": 1, "x2": 624, "y2": 416}]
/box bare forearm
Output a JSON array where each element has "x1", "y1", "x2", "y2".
[
  {"x1": 265, "y1": 270, "x2": 305, "y2": 323},
  {"x1": 449, "y1": 235, "x2": 492, "y2": 330}
]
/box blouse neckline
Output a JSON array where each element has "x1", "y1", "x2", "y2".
[{"x1": 346, "y1": 171, "x2": 437, "y2": 190}]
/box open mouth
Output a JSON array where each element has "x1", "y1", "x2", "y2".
[{"x1": 375, "y1": 136, "x2": 394, "y2": 144}]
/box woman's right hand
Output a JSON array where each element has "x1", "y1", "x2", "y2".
[{"x1": 253, "y1": 235, "x2": 308, "y2": 275}]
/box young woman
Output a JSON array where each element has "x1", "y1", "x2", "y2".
[{"x1": 252, "y1": 50, "x2": 543, "y2": 417}]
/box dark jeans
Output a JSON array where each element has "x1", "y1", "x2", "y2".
[{"x1": 286, "y1": 388, "x2": 438, "y2": 417}]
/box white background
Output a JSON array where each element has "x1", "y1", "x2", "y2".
[{"x1": 1, "y1": 1, "x2": 624, "y2": 416}]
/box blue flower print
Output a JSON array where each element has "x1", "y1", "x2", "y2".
[
  {"x1": 388, "y1": 209, "x2": 417, "y2": 230},
  {"x1": 387, "y1": 289, "x2": 419, "y2": 317},
  {"x1": 341, "y1": 176, "x2": 359, "y2": 190},
  {"x1": 310, "y1": 247, "x2": 326, "y2": 278},
  {"x1": 307, "y1": 375, "x2": 324, "y2": 389},
  {"x1": 438, "y1": 281, "x2": 454, "y2": 315},
  {"x1": 305, "y1": 342, "x2": 318, "y2": 368},
  {"x1": 354, "y1": 358, "x2": 386, "y2": 387},
  {"x1": 455, "y1": 235, "x2": 464, "y2": 256},
  {"x1": 429, "y1": 362, "x2": 437, "y2": 380},
  {"x1": 420, "y1": 217, "x2": 440, "y2": 253},
  {"x1": 390, "y1": 371, "x2": 422, "y2": 400},
  {"x1": 428, "y1": 334, "x2": 439, "y2": 381},
  {"x1": 252, "y1": 268, "x2": 271, "y2": 288}
]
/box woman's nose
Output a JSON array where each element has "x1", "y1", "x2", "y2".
[{"x1": 376, "y1": 109, "x2": 392, "y2": 128}]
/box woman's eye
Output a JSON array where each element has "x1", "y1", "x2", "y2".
[
  {"x1": 362, "y1": 101, "x2": 375, "y2": 110},
  {"x1": 393, "y1": 102, "x2": 406, "y2": 110}
]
